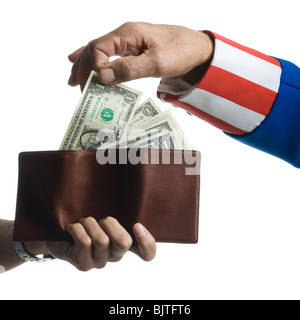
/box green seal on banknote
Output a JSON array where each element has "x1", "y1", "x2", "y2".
[{"x1": 100, "y1": 108, "x2": 114, "y2": 122}]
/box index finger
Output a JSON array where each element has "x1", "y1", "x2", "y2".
[
  {"x1": 68, "y1": 46, "x2": 86, "y2": 63},
  {"x1": 67, "y1": 37, "x2": 113, "y2": 89},
  {"x1": 68, "y1": 23, "x2": 143, "y2": 89}
]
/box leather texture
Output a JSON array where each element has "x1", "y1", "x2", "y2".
[{"x1": 13, "y1": 149, "x2": 200, "y2": 243}]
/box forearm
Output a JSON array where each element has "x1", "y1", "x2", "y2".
[{"x1": 0, "y1": 220, "x2": 24, "y2": 272}]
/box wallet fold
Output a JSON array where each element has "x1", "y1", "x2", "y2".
[{"x1": 13, "y1": 149, "x2": 200, "y2": 243}]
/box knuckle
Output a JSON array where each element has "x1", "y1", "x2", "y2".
[
  {"x1": 116, "y1": 234, "x2": 133, "y2": 250},
  {"x1": 121, "y1": 21, "x2": 137, "y2": 31},
  {"x1": 116, "y1": 59, "x2": 134, "y2": 81},
  {"x1": 109, "y1": 256, "x2": 123, "y2": 263},
  {"x1": 87, "y1": 39, "x2": 96, "y2": 52},
  {"x1": 95, "y1": 261, "x2": 107, "y2": 270},
  {"x1": 78, "y1": 234, "x2": 92, "y2": 248},
  {"x1": 88, "y1": 41, "x2": 101, "y2": 63},
  {"x1": 76, "y1": 264, "x2": 92, "y2": 272},
  {"x1": 82, "y1": 216, "x2": 96, "y2": 225},
  {"x1": 101, "y1": 216, "x2": 117, "y2": 225},
  {"x1": 69, "y1": 222, "x2": 82, "y2": 235},
  {"x1": 93, "y1": 234, "x2": 110, "y2": 248},
  {"x1": 73, "y1": 259, "x2": 94, "y2": 272}
]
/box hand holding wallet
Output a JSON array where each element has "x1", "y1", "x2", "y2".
[{"x1": 13, "y1": 149, "x2": 200, "y2": 243}]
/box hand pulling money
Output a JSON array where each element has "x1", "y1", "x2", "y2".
[{"x1": 60, "y1": 71, "x2": 192, "y2": 151}]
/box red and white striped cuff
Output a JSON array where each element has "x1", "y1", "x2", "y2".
[{"x1": 157, "y1": 31, "x2": 282, "y2": 135}]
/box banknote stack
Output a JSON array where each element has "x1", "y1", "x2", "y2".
[{"x1": 60, "y1": 71, "x2": 192, "y2": 151}]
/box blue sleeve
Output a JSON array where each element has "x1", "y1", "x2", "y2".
[{"x1": 226, "y1": 58, "x2": 300, "y2": 168}]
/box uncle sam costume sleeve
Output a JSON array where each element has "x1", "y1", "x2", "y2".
[{"x1": 157, "y1": 31, "x2": 300, "y2": 168}]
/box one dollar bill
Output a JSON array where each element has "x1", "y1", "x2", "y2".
[
  {"x1": 60, "y1": 71, "x2": 142, "y2": 150},
  {"x1": 129, "y1": 97, "x2": 161, "y2": 130},
  {"x1": 61, "y1": 71, "x2": 192, "y2": 151}
]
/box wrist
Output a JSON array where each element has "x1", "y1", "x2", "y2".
[
  {"x1": 24, "y1": 241, "x2": 49, "y2": 256},
  {"x1": 178, "y1": 31, "x2": 214, "y2": 86},
  {"x1": 199, "y1": 31, "x2": 215, "y2": 66}
]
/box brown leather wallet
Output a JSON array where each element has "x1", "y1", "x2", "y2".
[{"x1": 13, "y1": 149, "x2": 200, "y2": 243}]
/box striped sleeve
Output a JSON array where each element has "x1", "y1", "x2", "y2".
[
  {"x1": 157, "y1": 31, "x2": 282, "y2": 135},
  {"x1": 227, "y1": 58, "x2": 300, "y2": 168}
]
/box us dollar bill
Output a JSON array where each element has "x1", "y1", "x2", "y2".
[
  {"x1": 61, "y1": 71, "x2": 192, "y2": 151},
  {"x1": 129, "y1": 131, "x2": 176, "y2": 149},
  {"x1": 129, "y1": 98, "x2": 161, "y2": 130},
  {"x1": 100, "y1": 130, "x2": 176, "y2": 150},
  {"x1": 60, "y1": 71, "x2": 142, "y2": 150},
  {"x1": 101, "y1": 111, "x2": 191, "y2": 150},
  {"x1": 134, "y1": 110, "x2": 192, "y2": 150}
]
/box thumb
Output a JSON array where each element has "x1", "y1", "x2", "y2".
[
  {"x1": 99, "y1": 54, "x2": 157, "y2": 84},
  {"x1": 131, "y1": 223, "x2": 156, "y2": 262}
]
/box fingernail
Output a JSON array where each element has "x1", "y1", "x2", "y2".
[
  {"x1": 134, "y1": 223, "x2": 146, "y2": 238},
  {"x1": 100, "y1": 68, "x2": 116, "y2": 83}
]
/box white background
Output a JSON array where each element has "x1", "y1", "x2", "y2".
[{"x1": 0, "y1": 0, "x2": 299, "y2": 300}]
